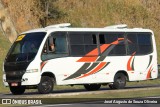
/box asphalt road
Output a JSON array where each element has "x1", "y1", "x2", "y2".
[
  {"x1": 1, "y1": 85, "x2": 160, "y2": 107},
  {"x1": 0, "y1": 84, "x2": 160, "y2": 98}
]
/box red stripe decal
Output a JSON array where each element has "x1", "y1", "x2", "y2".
[
  {"x1": 111, "y1": 40, "x2": 119, "y2": 45},
  {"x1": 146, "y1": 66, "x2": 152, "y2": 79},
  {"x1": 100, "y1": 44, "x2": 111, "y2": 53},
  {"x1": 77, "y1": 38, "x2": 124, "y2": 63},
  {"x1": 77, "y1": 44, "x2": 111, "y2": 62},
  {"x1": 40, "y1": 61, "x2": 48, "y2": 71},
  {"x1": 86, "y1": 48, "x2": 99, "y2": 56},
  {"x1": 77, "y1": 47, "x2": 99, "y2": 62},
  {"x1": 127, "y1": 52, "x2": 136, "y2": 71},
  {"x1": 77, "y1": 56, "x2": 98, "y2": 62},
  {"x1": 76, "y1": 62, "x2": 107, "y2": 79},
  {"x1": 118, "y1": 38, "x2": 124, "y2": 41}
]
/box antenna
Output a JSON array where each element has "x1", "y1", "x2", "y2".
[
  {"x1": 45, "y1": 23, "x2": 71, "y2": 28},
  {"x1": 104, "y1": 24, "x2": 127, "y2": 29}
]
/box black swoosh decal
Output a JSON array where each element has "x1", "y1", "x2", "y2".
[
  {"x1": 64, "y1": 63, "x2": 99, "y2": 80},
  {"x1": 64, "y1": 38, "x2": 124, "y2": 80},
  {"x1": 147, "y1": 55, "x2": 153, "y2": 69}
]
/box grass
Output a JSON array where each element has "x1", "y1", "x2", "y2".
[
  {"x1": 0, "y1": 1, "x2": 160, "y2": 106},
  {"x1": 1, "y1": 0, "x2": 160, "y2": 94},
  {"x1": 55, "y1": 88, "x2": 160, "y2": 98},
  {"x1": 2, "y1": 0, "x2": 160, "y2": 57},
  {"x1": 0, "y1": 32, "x2": 11, "y2": 93}
]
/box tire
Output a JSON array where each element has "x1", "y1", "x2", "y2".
[
  {"x1": 9, "y1": 86, "x2": 26, "y2": 95},
  {"x1": 112, "y1": 73, "x2": 126, "y2": 89},
  {"x1": 38, "y1": 76, "x2": 54, "y2": 94},
  {"x1": 84, "y1": 84, "x2": 101, "y2": 91},
  {"x1": 109, "y1": 84, "x2": 114, "y2": 89}
]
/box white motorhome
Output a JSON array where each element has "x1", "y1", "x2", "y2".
[{"x1": 3, "y1": 23, "x2": 158, "y2": 94}]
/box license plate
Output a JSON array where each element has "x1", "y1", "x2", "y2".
[{"x1": 11, "y1": 83, "x2": 18, "y2": 86}]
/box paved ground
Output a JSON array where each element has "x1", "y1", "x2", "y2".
[
  {"x1": 0, "y1": 84, "x2": 160, "y2": 98},
  {"x1": 1, "y1": 85, "x2": 160, "y2": 106}
]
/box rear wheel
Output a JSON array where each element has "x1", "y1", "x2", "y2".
[
  {"x1": 84, "y1": 84, "x2": 101, "y2": 91},
  {"x1": 9, "y1": 86, "x2": 26, "y2": 95},
  {"x1": 38, "y1": 76, "x2": 54, "y2": 94},
  {"x1": 111, "y1": 73, "x2": 126, "y2": 89}
]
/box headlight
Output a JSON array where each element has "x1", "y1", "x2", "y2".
[{"x1": 26, "y1": 69, "x2": 38, "y2": 73}]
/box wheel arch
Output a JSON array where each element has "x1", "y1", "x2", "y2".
[
  {"x1": 41, "y1": 71, "x2": 56, "y2": 84},
  {"x1": 115, "y1": 70, "x2": 129, "y2": 81}
]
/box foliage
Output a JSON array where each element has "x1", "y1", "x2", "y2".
[
  {"x1": 0, "y1": 32, "x2": 11, "y2": 93},
  {"x1": 0, "y1": 0, "x2": 160, "y2": 93}
]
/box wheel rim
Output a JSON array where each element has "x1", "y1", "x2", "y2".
[
  {"x1": 116, "y1": 76, "x2": 125, "y2": 85},
  {"x1": 42, "y1": 80, "x2": 52, "y2": 91}
]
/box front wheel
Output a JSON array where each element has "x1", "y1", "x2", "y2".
[
  {"x1": 9, "y1": 86, "x2": 26, "y2": 95},
  {"x1": 84, "y1": 84, "x2": 101, "y2": 91},
  {"x1": 38, "y1": 76, "x2": 54, "y2": 94},
  {"x1": 111, "y1": 73, "x2": 126, "y2": 89}
]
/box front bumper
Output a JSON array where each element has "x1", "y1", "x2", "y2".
[{"x1": 3, "y1": 72, "x2": 41, "y2": 86}]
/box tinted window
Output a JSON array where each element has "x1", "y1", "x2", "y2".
[
  {"x1": 6, "y1": 32, "x2": 46, "y2": 62},
  {"x1": 126, "y1": 33, "x2": 138, "y2": 55},
  {"x1": 99, "y1": 34, "x2": 105, "y2": 44},
  {"x1": 137, "y1": 33, "x2": 152, "y2": 54},
  {"x1": 69, "y1": 32, "x2": 97, "y2": 56},
  {"x1": 99, "y1": 33, "x2": 126, "y2": 56},
  {"x1": 84, "y1": 34, "x2": 97, "y2": 44},
  {"x1": 70, "y1": 45, "x2": 85, "y2": 56},
  {"x1": 42, "y1": 32, "x2": 68, "y2": 60},
  {"x1": 105, "y1": 35, "x2": 118, "y2": 44},
  {"x1": 109, "y1": 44, "x2": 126, "y2": 55},
  {"x1": 69, "y1": 33, "x2": 84, "y2": 44},
  {"x1": 126, "y1": 33, "x2": 152, "y2": 55},
  {"x1": 137, "y1": 33, "x2": 152, "y2": 45}
]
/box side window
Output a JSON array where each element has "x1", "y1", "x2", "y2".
[
  {"x1": 137, "y1": 33, "x2": 152, "y2": 54},
  {"x1": 69, "y1": 32, "x2": 98, "y2": 56},
  {"x1": 69, "y1": 32, "x2": 85, "y2": 56},
  {"x1": 99, "y1": 33, "x2": 118, "y2": 44},
  {"x1": 126, "y1": 33, "x2": 138, "y2": 55},
  {"x1": 99, "y1": 34, "x2": 105, "y2": 44},
  {"x1": 41, "y1": 32, "x2": 68, "y2": 60},
  {"x1": 126, "y1": 33, "x2": 152, "y2": 55},
  {"x1": 99, "y1": 33, "x2": 126, "y2": 56}
]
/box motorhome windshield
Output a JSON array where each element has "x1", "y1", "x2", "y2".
[{"x1": 6, "y1": 32, "x2": 46, "y2": 62}]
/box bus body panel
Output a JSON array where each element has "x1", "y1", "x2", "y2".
[
  {"x1": 41, "y1": 52, "x2": 157, "y2": 85},
  {"x1": 2, "y1": 25, "x2": 158, "y2": 90}
]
